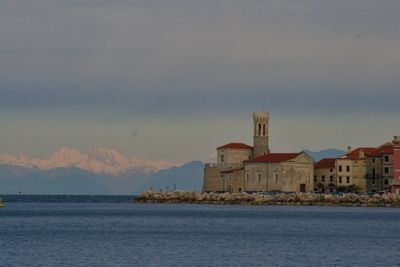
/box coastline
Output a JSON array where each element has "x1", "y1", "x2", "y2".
[{"x1": 134, "y1": 191, "x2": 400, "y2": 208}]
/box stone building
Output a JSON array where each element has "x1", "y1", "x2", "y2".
[
  {"x1": 314, "y1": 158, "x2": 336, "y2": 193},
  {"x1": 365, "y1": 143, "x2": 394, "y2": 192},
  {"x1": 203, "y1": 112, "x2": 314, "y2": 193}
]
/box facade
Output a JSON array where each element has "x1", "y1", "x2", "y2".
[
  {"x1": 314, "y1": 158, "x2": 336, "y2": 193},
  {"x1": 392, "y1": 136, "x2": 400, "y2": 193},
  {"x1": 336, "y1": 147, "x2": 375, "y2": 191},
  {"x1": 244, "y1": 153, "x2": 314, "y2": 193},
  {"x1": 203, "y1": 112, "x2": 315, "y2": 193},
  {"x1": 365, "y1": 143, "x2": 393, "y2": 192}
]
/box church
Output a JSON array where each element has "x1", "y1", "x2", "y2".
[{"x1": 203, "y1": 112, "x2": 315, "y2": 193}]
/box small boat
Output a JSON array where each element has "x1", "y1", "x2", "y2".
[{"x1": 0, "y1": 198, "x2": 4, "y2": 208}]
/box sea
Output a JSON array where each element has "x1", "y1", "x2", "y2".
[{"x1": 1, "y1": 195, "x2": 400, "y2": 267}]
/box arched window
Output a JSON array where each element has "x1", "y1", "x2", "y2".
[
  {"x1": 258, "y1": 123, "x2": 262, "y2": 136},
  {"x1": 263, "y1": 124, "x2": 266, "y2": 136}
]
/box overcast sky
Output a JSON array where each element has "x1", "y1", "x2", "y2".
[{"x1": 1, "y1": 0, "x2": 399, "y2": 163}]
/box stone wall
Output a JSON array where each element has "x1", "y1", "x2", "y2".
[
  {"x1": 217, "y1": 148, "x2": 252, "y2": 165},
  {"x1": 244, "y1": 160, "x2": 314, "y2": 193},
  {"x1": 203, "y1": 167, "x2": 221, "y2": 192}
]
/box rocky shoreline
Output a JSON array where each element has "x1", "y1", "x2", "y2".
[{"x1": 134, "y1": 191, "x2": 400, "y2": 207}]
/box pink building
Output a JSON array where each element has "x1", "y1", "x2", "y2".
[{"x1": 392, "y1": 136, "x2": 400, "y2": 193}]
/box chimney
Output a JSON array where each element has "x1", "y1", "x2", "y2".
[
  {"x1": 359, "y1": 151, "x2": 365, "y2": 158},
  {"x1": 347, "y1": 146, "x2": 352, "y2": 153}
]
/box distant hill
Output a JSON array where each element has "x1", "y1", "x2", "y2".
[
  {"x1": 0, "y1": 165, "x2": 111, "y2": 195},
  {"x1": 0, "y1": 161, "x2": 204, "y2": 195},
  {"x1": 139, "y1": 161, "x2": 204, "y2": 192},
  {"x1": 0, "y1": 149, "x2": 348, "y2": 195},
  {"x1": 304, "y1": 149, "x2": 346, "y2": 162}
]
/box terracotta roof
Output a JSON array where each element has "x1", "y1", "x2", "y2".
[
  {"x1": 369, "y1": 143, "x2": 394, "y2": 157},
  {"x1": 340, "y1": 147, "x2": 376, "y2": 160},
  {"x1": 315, "y1": 158, "x2": 336, "y2": 169},
  {"x1": 217, "y1": 143, "x2": 253, "y2": 150},
  {"x1": 245, "y1": 153, "x2": 300, "y2": 163},
  {"x1": 220, "y1": 168, "x2": 244, "y2": 173}
]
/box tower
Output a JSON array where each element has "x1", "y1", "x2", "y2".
[{"x1": 253, "y1": 112, "x2": 270, "y2": 158}]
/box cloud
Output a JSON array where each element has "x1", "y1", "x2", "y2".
[{"x1": 0, "y1": 1, "x2": 399, "y2": 160}]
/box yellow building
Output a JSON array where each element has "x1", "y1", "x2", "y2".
[{"x1": 336, "y1": 147, "x2": 375, "y2": 192}]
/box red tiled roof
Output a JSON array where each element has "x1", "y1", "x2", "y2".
[
  {"x1": 369, "y1": 143, "x2": 394, "y2": 157},
  {"x1": 341, "y1": 147, "x2": 376, "y2": 160},
  {"x1": 315, "y1": 158, "x2": 336, "y2": 169},
  {"x1": 220, "y1": 168, "x2": 244, "y2": 173},
  {"x1": 245, "y1": 153, "x2": 300, "y2": 163},
  {"x1": 217, "y1": 143, "x2": 253, "y2": 150}
]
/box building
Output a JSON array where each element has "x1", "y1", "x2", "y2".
[
  {"x1": 392, "y1": 136, "x2": 400, "y2": 193},
  {"x1": 314, "y1": 158, "x2": 336, "y2": 193},
  {"x1": 203, "y1": 112, "x2": 314, "y2": 193},
  {"x1": 336, "y1": 147, "x2": 375, "y2": 192},
  {"x1": 365, "y1": 143, "x2": 394, "y2": 192}
]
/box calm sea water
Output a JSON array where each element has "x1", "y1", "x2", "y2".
[{"x1": 1, "y1": 196, "x2": 400, "y2": 267}]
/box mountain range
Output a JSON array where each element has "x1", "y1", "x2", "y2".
[
  {"x1": 0, "y1": 147, "x2": 174, "y2": 175},
  {"x1": 0, "y1": 148, "x2": 345, "y2": 195}
]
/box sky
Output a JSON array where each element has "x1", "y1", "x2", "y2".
[{"x1": 1, "y1": 0, "x2": 400, "y2": 163}]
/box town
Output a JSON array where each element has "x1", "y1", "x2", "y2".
[{"x1": 203, "y1": 112, "x2": 400, "y2": 194}]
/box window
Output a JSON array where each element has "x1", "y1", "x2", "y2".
[
  {"x1": 339, "y1": 176, "x2": 342, "y2": 183},
  {"x1": 314, "y1": 175, "x2": 317, "y2": 182},
  {"x1": 339, "y1": 166, "x2": 342, "y2": 172},
  {"x1": 346, "y1": 166, "x2": 350, "y2": 172},
  {"x1": 274, "y1": 173, "x2": 279, "y2": 183},
  {"x1": 384, "y1": 167, "x2": 389, "y2": 174},
  {"x1": 346, "y1": 177, "x2": 350, "y2": 183},
  {"x1": 372, "y1": 179, "x2": 376, "y2": 185},
  {"x1": 385, "y1": 155, "x2": 390, "y2": 162},
  {"x1": 246, "y1": 173, "x2": 249, "y2": 182},
  {"x1": 330, "y1": 176, "x2": 334, "y2": 182},
  {"x1": 257, "y1": 173, "x2": 261, "y2": 183},
  {"x1": 384, "y1": 179, "x2": 389, "y2": 185},
  {"x1": 263, "y1": 124, "x2": 266, "y2": 136},
  {"x1": 321, "y1": 175, "x2": 325, "y2": 182},
  {"x1": 372, "y1": 158, "x2": 376, "y2": 164},
  {"x1": 330, "y1": 168, "x2": 333, "y2": 173},
  {"x1": 220, "y1": 154, "x2": 224, "y2": 162},
  {"x1": 372, "y1": 169, "x2": 376, "y2": 178}
]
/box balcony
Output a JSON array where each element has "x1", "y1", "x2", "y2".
[{"x1": 365, "y1": 174, "x2": 381, "y2": 179}]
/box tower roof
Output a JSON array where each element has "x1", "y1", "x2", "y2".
[{"x1": 217, "y1": 143, "x2": 253, "y2": 150}]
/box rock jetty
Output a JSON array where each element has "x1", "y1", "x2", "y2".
[{"x1": 134, "y1": 191, "x2": 400, "y2": 207}]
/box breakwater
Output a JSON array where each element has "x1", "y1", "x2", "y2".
[{"x1": 134, "y1": 191, "x2": 400, "y2": 207}]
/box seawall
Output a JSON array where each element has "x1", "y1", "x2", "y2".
[{"x1": 134, "y1": 191, "x2": 400, "y2": 207}]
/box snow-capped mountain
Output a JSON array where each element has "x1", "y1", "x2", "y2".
[{"x1": 0, "y1": 147, "x2": 175, "y2": 176}]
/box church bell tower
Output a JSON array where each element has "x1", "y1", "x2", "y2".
[{"x1": 253, "y1": 112, "x2": 270, "y2": 158}]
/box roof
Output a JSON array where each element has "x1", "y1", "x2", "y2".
[
  {"x1": 339, "y1": 147, "x2": 376, "y2": 160},
  {"x1": 245, "y1": 153, "x2": 301, "y2": 163},
  {"x1": 220, "y1": 168, "x2": 244, "y2": 174},
  {"x1": 369, "y1": 143, "x2": 394, "y2": 157},
  {"x1": 217, "y1": 143, "x2": 253, "y2": 150},
  {"x1": 315, "y1": 158, "x2": 336, "y2": 169}
]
